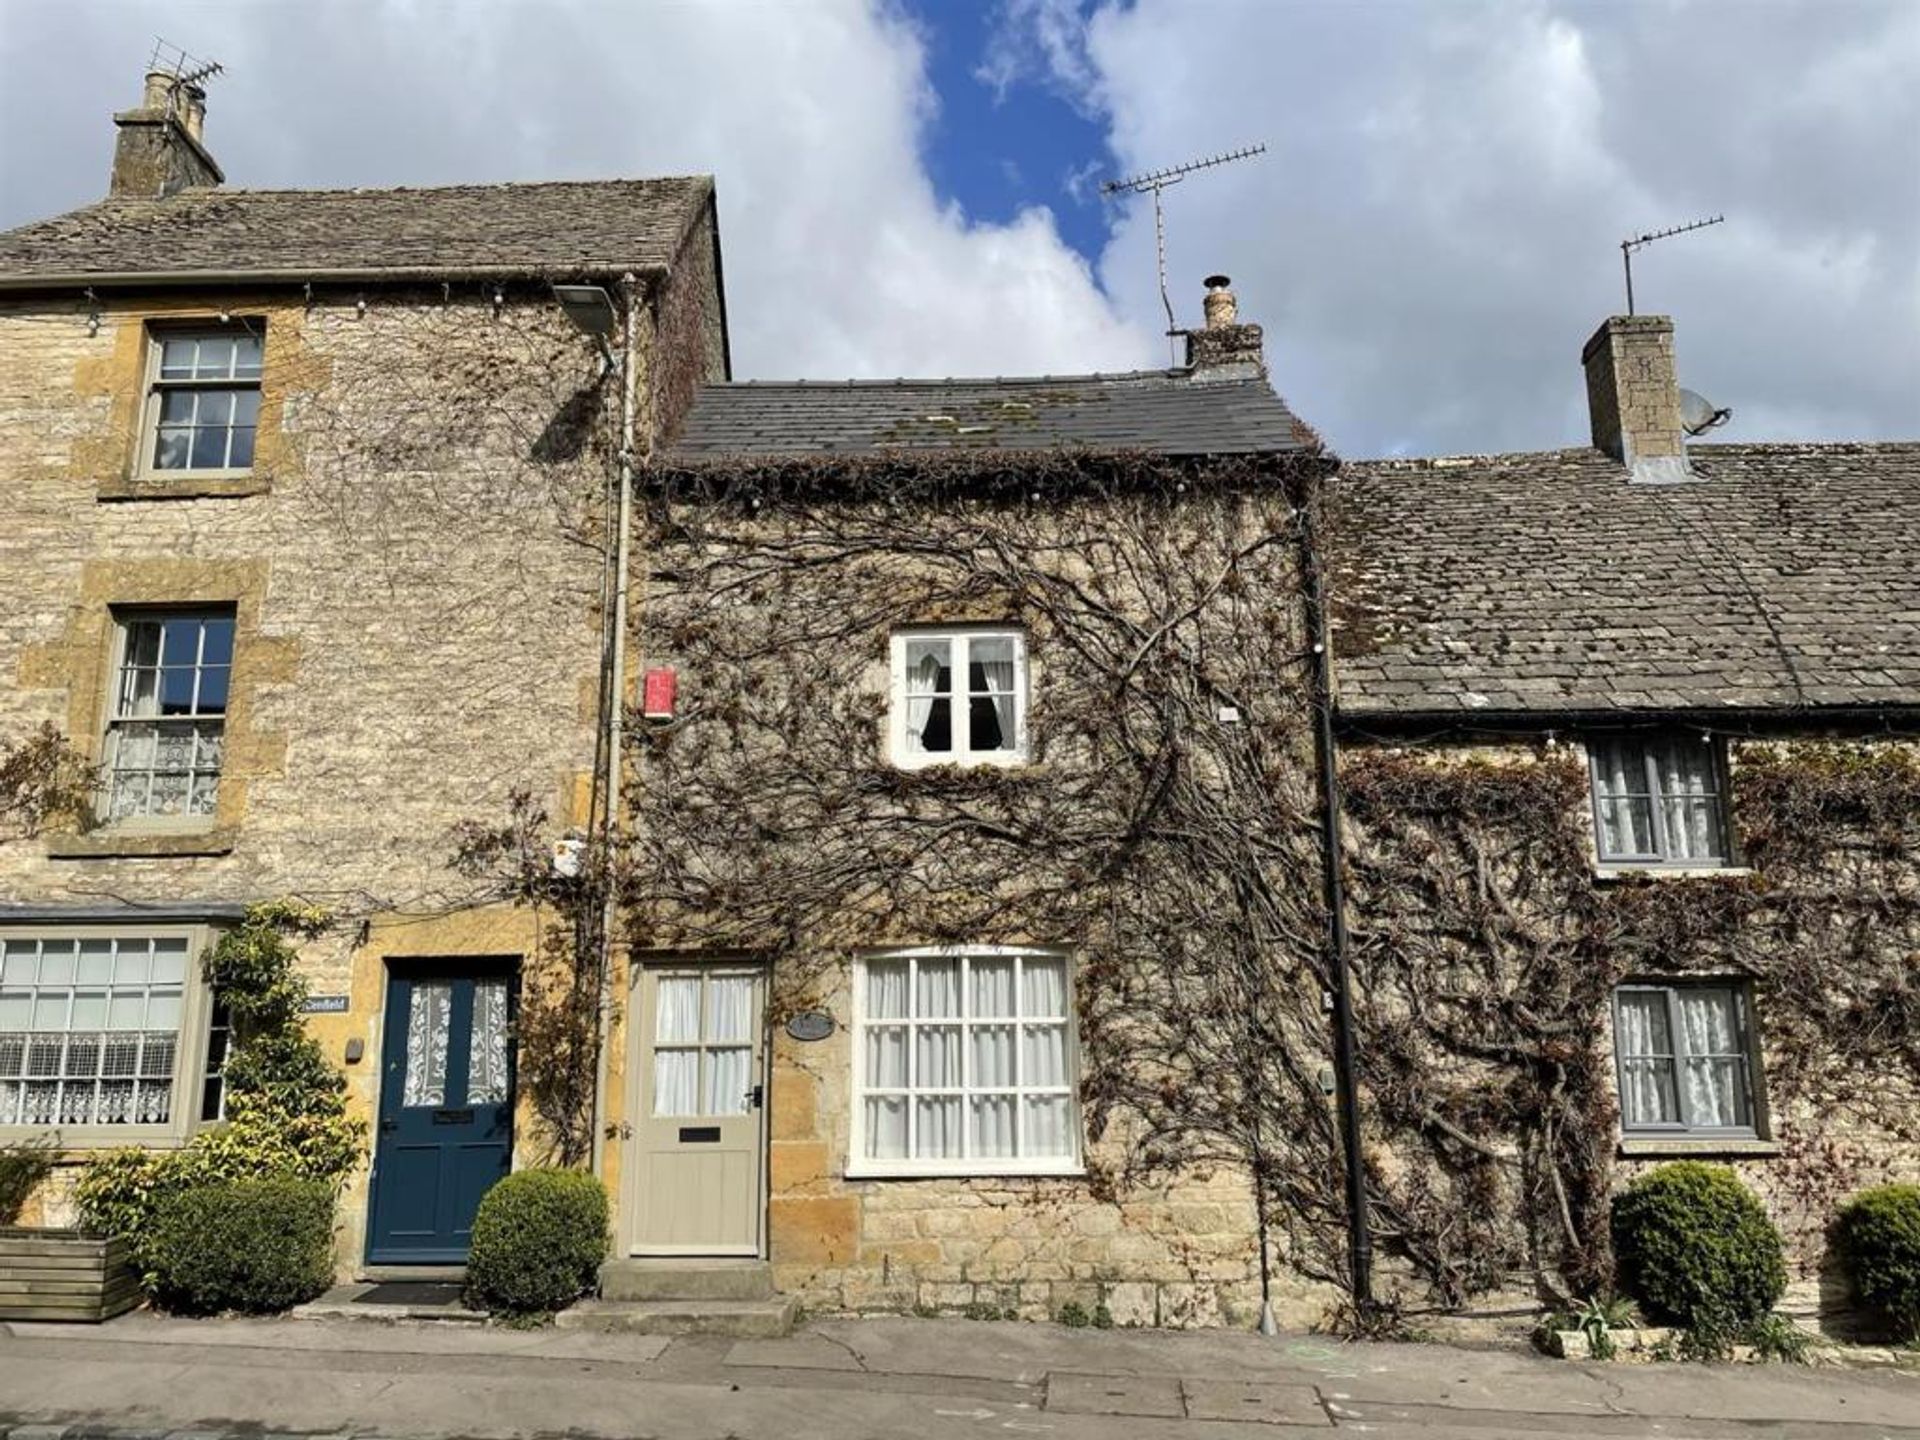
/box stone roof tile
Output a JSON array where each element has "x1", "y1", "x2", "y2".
[
  {"x1": 0, "y1": 177, "x2": 713, "y2": 282},
  {"x1": 1332, "y1": 441, "x2": 1920, "y2": 716},
  {"x1": 663, "y1": 373, "x2": 1315, "y2": 458}
]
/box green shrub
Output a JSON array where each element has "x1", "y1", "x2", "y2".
[
  {"x1": 1836, "y1": 1183, "x2": 1920, "y2": 1340},
  {"x1": 1057, "y1": 1300, "x2": 1090, "y2": 1327},
  {"x1": 465, "y1": 1168, "x2": 608, "y2": 1317},
  {"x1": 74, "y1": 902, "x2": 364, "y2": 1279},
  {"x1": 1611, "y1": 1162, "x2": 1785, "y2": 1334},
  {"x1": 147, "y1": 1176, "x2": 335, "y2": 1314},
  {"x1": 0, "y1": 1139, "x2": 56, "y2": 1224}
]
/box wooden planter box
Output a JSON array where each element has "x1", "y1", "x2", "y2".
[{"x1": 0, "y1": 1228, "x2": 140, "y2": 1322}]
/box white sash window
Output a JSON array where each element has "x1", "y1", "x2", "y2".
[{"x1": 852, "y1": 947, "x2": 1079, "y2": 1176}]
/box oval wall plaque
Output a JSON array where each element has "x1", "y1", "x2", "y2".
[{"x1": 785, "y1": 1011, "x2": 835, "y2": 1042}]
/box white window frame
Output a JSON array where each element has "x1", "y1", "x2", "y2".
[
  {"x1": 1612, "y1": 980, "x2": 1764, "y2": 1139},
  {"x1": 888, "y1": 627, "x2": 1030, "y2": 770},
  {"x1": 848, "y1": 944, "x2": 1082, "y2": 1179},
  {"x1": 98, "y1": 607, "x2": 235, "y2": 832},
  {"x1": 0, "y1": 923, "x2": 222, "y2": 1149},
  {"x1": 1588, "y1": 733, "x2": 1732, "y2": 868},
  {"x1": 137, "y1": 322, "x2": 265, "y2": 480}
]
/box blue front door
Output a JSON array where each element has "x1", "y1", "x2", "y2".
[{"x1": 368, "y1": 964, "x2": 516, "y2": 1264}]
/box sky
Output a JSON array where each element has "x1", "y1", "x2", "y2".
[{"x1": 0, "y1": 0, "x2": 1913, "y2": 459}]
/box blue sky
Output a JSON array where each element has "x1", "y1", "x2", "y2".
[
  {"x1": 0, "y1": 1, "x2": 1913, "y2": 457},
  {"x1": 906, "y1": 0, "x2": 1115, "y2": 265}
]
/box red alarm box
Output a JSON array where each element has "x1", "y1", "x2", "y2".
[{"x1": 641, "y1": 666, "x2": 677, "y2": 720}]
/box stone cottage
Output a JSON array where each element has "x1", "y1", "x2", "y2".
[
  {"x1": 1327, "y1": 315, "x2": 1920, "y2": 1319},
  {"x1": 0, "y1": 68, "x2": 727, "y2": 1273},
  {"x1": 615, "y1": 288, "x2": 1347, "y2": 1328}
]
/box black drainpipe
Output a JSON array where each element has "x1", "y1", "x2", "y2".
[{"x1": 1298, "y1": 486, "x2": 1374, "y2": 1312}]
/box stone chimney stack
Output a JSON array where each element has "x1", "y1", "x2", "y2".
[
  {"x1": 1184, "y1": 274, "x2": 1266, "y2": 383},
  {"x1": 110, "y1": 69, "x2": 223, "y2": 198},
  {"x1": 1582, "y1": 315, "x2": 1691, "y2": 483}
]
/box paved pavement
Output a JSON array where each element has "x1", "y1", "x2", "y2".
[{"x1": 0, "y1": 1311, "x2": 1915, "y2": 1439}]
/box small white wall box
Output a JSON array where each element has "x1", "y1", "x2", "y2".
[
  {"x1": 551, "y1": 837, "x2": 586, "y2": 878},
  {"x1": 642, "y1": 666, "x2": 677, "y2": 720},
  {"x1": 1218, "y1": 705, "x2": 1242, "y2": 724}
]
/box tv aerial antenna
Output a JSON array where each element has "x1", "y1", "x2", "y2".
[
  {"x1": 1620, "y1": 214, "x2": 1722, "y2": 315},
  {"x1": 148, "y1": 37, "x2": 225, "y2": 91},
  {"x1": 1102, "y1": 143, "x2": 1266, "y2": 363}
]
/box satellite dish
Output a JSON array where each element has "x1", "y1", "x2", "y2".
[{"x1": 1680, "y1": 387, "x2": 1732, "y2": 437}]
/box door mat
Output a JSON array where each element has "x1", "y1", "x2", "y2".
[{"x1": 353, "y1": 1281, "x2": 466, "y2": 1307}]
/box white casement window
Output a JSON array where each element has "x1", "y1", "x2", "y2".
[
  {"x1": 889, "y1": 629, "x2": 1028, "y2": 768},
  {"x1": 102, "y1": 610, "x2": 235, "y2": 825},
  {"x1": 1589, "y1": 734, "x2": 1730, "y2": 865},
  {"x1": 1613, "y1": 982, "x2": 1761, "y2": 1136},
  {"x1": 0, "y1": 929, "x2": 219, "y2": 1142},
  {"x1": 141, "y1": 328, "x2": 264, "y2": 474},
  {"x1": 851, "y1": 947, "x2": 1080, "y2": 1176}
]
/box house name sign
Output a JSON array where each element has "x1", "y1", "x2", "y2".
[{"x1": 784, "y1": 1011, "x2": 834, "y2": 1043}]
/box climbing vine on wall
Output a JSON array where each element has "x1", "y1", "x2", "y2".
[{"x1": 1341, "y1": 739, "x2": 1920, "y2": 1301}]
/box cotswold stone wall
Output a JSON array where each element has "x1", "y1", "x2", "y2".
[
  {"x1": 1338, "y1": 735, "x2": 1920, "y2": 1327},
  {"x1": 622, "y1": 458, "x2": 1354, "y2": 1325},
  {"x1": 0, "y1": 286, "x2": 678, "y2": 1258},
  {"x1": 762, "y1": 963, "x2": 1334, "y2": 1328},
  {"x1": 0, "y1": 291, "x2": 614, "y2": 922}
]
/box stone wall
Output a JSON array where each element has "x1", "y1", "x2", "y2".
[
  {"x1": 762, "y1": 962, "x2": 1335, "y2": 1329},
  {"x1": 0, "y1": 287, "x2": 629, "y2": 1261}
]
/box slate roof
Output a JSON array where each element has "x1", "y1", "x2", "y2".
[
  {"x1": 1331, "y1": 442, "x2": 1920, "y2": 717},
  {"x1": 0, "y1": 177, "x2": 712, "y2": 284},
  {"x1": 663, "y1": 373, "x2": 1317, "y2": 459}
]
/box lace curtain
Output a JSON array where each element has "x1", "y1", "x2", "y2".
[
  {"x1": 402, "y1": 981, "x2": 452, "y2": 1107},
  {"x1": 1678, "y1": 988, "x2": 1747, "y2": 1127},
  {"x1": 1593, "y1": 738, "x2": 1722, "y2": 861},
  {"x1": 466, "y1": 979, "x2": 510, "y2": 1106},
  {"x1": 1615, "y1": 991, "x2": 1677, "y2": 1126},
  {"x1": 967, "y1": 636, "x2": 1017, "y2": 752},
  {"x1": 652, "y1": 972, "x2": 756, "y2": 1117},
  {"x1": 1618, "y1": 988, "x2": 1747, "y2": 1129}
]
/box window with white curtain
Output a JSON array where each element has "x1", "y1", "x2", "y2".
[
  {"x1": 889, "y1": 629, "x2": 1028, "y2": 769},
  {"x1": 1613, "y1": 982, "x2": 1761, "y2": 1136},
  {"x1": 852, "y1": 947, "x2": 1079, "y2": 1175},
  {"x1": 651, "y1": 969, "x2": 758, "y2": 1118},
  {"x1": 1588, "y1": 734, "x2": 1729, "y2": 865}
]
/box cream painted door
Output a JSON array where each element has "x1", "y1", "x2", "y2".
[{"x1": 631, "y1": 963, "x2": 767, "y2": 1255}]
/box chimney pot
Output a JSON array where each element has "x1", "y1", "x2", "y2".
[
  {"x1": 1203, "y1": 274, "x2": 1237, "y2": 329},
  {"x1": 1582, "y1": 314, "x2": 1693, "y2": 483},
  {"x1": 141, "y1": 70, "x2": 176, "y2": 110}
]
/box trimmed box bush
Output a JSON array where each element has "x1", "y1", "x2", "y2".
[
  {"x1": 1610, "y1": 1161, "x2": 1785, "y2": 1334},
  {"x1": 1836, "y1": 1183, "x2": 1920, "y2": 1340},
  {"x1": 465, "y1": 1167, "x2": 608, "y2": 1318},
  {"x1": 147, "y1": 1176, "x2": 336, "y2": 1315}
]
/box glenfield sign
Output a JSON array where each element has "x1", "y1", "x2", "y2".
[{"x1": 785, "y1": 1011, "x2": 834, "y2": 1043}]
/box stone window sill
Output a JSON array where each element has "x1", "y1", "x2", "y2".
[
  {"x1": 844, "y1": 1165, "x2": 1087, "y2": 1183},
  {"x1": 1618, "y1": 1136, "x2": 1779, "y2": 1160},
  {"x1": 46, "y1": 828, "x2": 236, "y2": 859},
  {"x1": 99, "y1": 474, "x2": 270, "y2": 502},
  {"x1": 1593, "y1": 864, "x2": 1753, "y2": 884}
]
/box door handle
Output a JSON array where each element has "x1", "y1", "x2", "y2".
[
  {"x1": 380, "y1": 1118, "x2": 398, "y2": 1133},
  {"x1": 746, "y1": 1084, "x2": 765, "y2": 1110}
]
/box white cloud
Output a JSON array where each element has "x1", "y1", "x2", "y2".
[
  {"x1": 0, "y1": 0, "x2": 1152, "y2": 382},
  {"x1": 1079, "y1": 0, "x2": 1920, "y2": 455},
  {"x1": 1, "y1": 1, "x2": 1912, "y2": 453}
]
